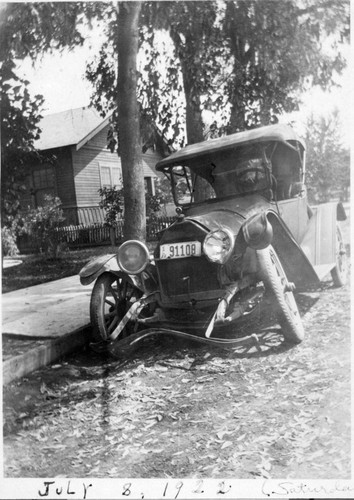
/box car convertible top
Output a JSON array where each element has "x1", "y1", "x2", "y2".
[{"x1": 156, "y1": 124, "x2": 306, "y2": 170}]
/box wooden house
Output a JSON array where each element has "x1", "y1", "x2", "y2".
[{"x1": 21, "y1": 107, "x2": 163, "y2": 225}]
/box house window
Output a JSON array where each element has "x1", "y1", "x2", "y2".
[
  {"x1": 99, "y1": 164, "x2": 121, "y2": 189},
  {"x1": 32, "y1": 166, "x2": 56, "y2": 206},
  {"x1": 33, "y1": 167, "x2": 55, "y2": 190}
]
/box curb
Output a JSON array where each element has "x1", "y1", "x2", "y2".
[{"x1": 2, "y1": 326, "x2": 91, "y2": 385}]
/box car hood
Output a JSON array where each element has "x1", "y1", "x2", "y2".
[{"x1": 184, "y1": 194, "x2": 271, "y2": 234}]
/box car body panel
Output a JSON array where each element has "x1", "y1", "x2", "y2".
[
  {"x1": 79, "y1": 254, "x2": 144, "y2": 290},
  {"x1": 300, "y1": 202, "x2": 339, "y2": 280},
  {"x1": 265, "y1": 211, "x2": 319, "y2": 288}
]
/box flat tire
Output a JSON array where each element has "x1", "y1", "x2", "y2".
[{"x1": 257, "y1": 246, "x2": 304, "y2": 344}]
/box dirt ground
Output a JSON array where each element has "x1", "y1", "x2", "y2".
[{"x1": 3, "y1": 271, "x2": 351, "y2": 479}]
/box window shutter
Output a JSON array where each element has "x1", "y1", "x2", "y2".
[
  {"x1": 100, "y1": 166, "x2": 112, "y2": 188},
  {"x1": 111, "y1": 166, "x2": 121, "y2": 187}
]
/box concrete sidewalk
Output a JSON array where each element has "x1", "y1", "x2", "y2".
[{"x1": 2, "y1": 276, "x2": 94, "y2": 385}]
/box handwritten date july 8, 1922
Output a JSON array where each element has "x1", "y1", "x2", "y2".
[
  {"x1": 36, "y1": 479, "x2": 230, "y2": 499},
  {"x1": 35, "y1": 479, "x2": 354, "y2": 499}
]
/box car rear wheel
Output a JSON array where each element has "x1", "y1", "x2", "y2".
[
  {"x1": 90, "y1": 273, "x2": 142, "y2": 343},
  {"x1": 331, "y1": 225, "x2": 347, "y2": 287},
  {"x1": 257, "y1": 246, "x2": 304, "y2": 344}
]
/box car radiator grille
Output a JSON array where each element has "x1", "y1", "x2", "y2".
[{"x1": 156, "y1": 256, "x2": 220, "y2": 297}]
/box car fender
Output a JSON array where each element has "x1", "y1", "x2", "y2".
[
  {"x1": 265, "y1": 211, "x2": 320, "y2": 289},
  {"x1": 79, "y1": 254, "x2": 144, "y2": 290}
]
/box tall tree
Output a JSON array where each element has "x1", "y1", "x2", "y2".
[
  {"x1": 139, "y1": 0, "x2": 349, "y2": 143},
  {"x1": 117, "y1": 2, "x2": 146, "y2": 240},
  {"x1": 223, "y1": 0, "x2": 350, "y2": 131},
  {"x1": 305, "y1": 110, "x2": 350, "y2": 202},
  {"x1": 140, "y1": 1, "x2": 223, "y2": 146}
]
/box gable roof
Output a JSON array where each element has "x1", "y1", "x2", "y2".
[
  {"x1": 35, "y1": 107, "x2": 112, "y2": 151},
  {"x1": 35, "y1": 106, "x2": 158, "y2": 178}
]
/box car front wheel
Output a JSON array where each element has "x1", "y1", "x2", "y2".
[
  {"x1": 257, "y1": 246, "x2": 304, "y2": 344},
  {"x1": 90, "y1": 273, "x2": 142, "y2": 343}
]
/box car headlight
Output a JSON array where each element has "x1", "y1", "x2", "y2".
[
  {"x1": 117, "y1": 240, "x2": 149, "y2": 274},
  {"x1": 203, "y1": 228, "x2": 234, "y2": 264}
]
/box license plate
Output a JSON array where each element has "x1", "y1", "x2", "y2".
[{"x1": 160, "y1": 241, "x2": 201, "y2": 259}]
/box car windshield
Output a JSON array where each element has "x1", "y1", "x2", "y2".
[{"x1": 164, "y1": 147, "x2": 271, "y2": 206}]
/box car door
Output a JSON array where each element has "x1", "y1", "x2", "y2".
[{"x1": 277, "y1": 186, "x2": 309, "y2": 244}]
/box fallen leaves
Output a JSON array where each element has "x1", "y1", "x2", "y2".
[{"x1": 3, "y1": 277, "x2": 351, "y2": 479}]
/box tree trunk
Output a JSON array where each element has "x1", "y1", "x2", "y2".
[
  {"x1": 117, "y1": 1, "x2": 146, "y2": 241},
  {"x1": 182, "y1": 69, "x2": 204, "y2": 146},
  {"x1": 180, "y1": 59, "x2": 206, "y2": 202}
]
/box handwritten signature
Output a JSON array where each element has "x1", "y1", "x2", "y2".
[{"x1": 262, "y1": 479, "x2": 354, "y2": 496}]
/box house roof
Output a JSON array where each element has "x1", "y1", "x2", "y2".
[
  {"x1": 35, "y1": 106, "x2": 112, "y2": 151},
  {"x1": 35, "y1": 106, "x2": 157, "y2": 178}
]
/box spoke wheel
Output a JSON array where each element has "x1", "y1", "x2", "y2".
[
  {"x1": 257, "y1": 246, "x2": 304, "y2": 344},
  {"x1": 90, "y1": 273, "x2": 142, "y2": 343},
  {"x1": 331, "y1": 225, "x2": 347, "y2": 287}
]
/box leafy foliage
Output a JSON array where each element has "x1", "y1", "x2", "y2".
[
  {"x1": 222, "y1": 0, "x2": 350, "y2": 132},
  {"x1": 305, "y1": 110, "x2": 350, "y2": 202},
  {"x1": 145, "y1": 193, "x2": 162, "y2": 219},
  {"x1": 99, "y1": 185, "x2": 162, "y2": 226},
  {"x1": 1, "y1": 212, "x2": 29, "y2": 258},
  {"x1": 0, "y1": 2, "x2": 100, "y2": 60},
  {"x1": 1, "y1": 226, "x2": 19, "y2": 257},
  {"x1": 98, "y1": 186, "x2": 124, "y2": 227},
  {"x1": 1, "y1": 59, "x2": 44, "y2": 226},
  {"x1": 88, "y1": 1, "x2": 349, "y2": 147},
  {"x1": 23, "y1": 195, "x2": 66, "y2": 258}
]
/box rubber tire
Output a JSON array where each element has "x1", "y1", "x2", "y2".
[
  {"x1": 257, "y1": 246, "x2": 304, "y2": 344},
  {"x1": 331, "y1": 225, "x2": 347, "y2": 287},
  {"x1": 90, "y1": 273, "x2": 138, "y2": 343}
]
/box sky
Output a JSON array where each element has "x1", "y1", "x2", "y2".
[{"x1": 17, "y1": 26, "x2": 352, "y2": 147}]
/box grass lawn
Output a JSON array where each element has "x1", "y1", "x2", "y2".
[{"x1": 2, "y1": 243, "x2": 157, "y2": 294}]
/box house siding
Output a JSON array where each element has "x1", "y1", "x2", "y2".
[
  {"x1": 72, "y1": 128, "x2": 122, "y2": 207},
  {"x1": 72, "y1": 127, "x2": 159, "y2": 224},
  {"x1": 72, "y1": 127, "x2": 121, "y2": 223},
  {"x1": 142, "y1": 148, "x2": 161, "y2": 175}
]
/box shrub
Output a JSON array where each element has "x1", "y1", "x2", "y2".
[
  {"x1": 98, "y1": 186, "x2": 124, "y2": 227},
  {"x1": 1, "y1": 226, "x2": 19, "y2": 257},
  {"x1": 146, "y1": 193, "x2": 162, "y2": 220},
  {"x1": 24, "y1": 195, "x2": 65, "y2": 258}
]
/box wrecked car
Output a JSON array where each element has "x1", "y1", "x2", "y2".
[{"x1": 80, "y1": 124, "x2": 347, "y2": 357}]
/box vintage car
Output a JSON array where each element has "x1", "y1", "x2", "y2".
[{"x1": 80, "y1": 124, "x2": 347, "y2": 357}]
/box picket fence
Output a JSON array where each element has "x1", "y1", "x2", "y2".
[{"x1": 17, "y1": 216, "x2": 177, "y2": 253}]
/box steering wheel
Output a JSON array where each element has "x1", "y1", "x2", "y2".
[
  {"x1": 235, "y1": 167, "x2": 265, "y2": 180},
  {"x1": 235, "y1": 167, "x2": 267, "y2": 192}
]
